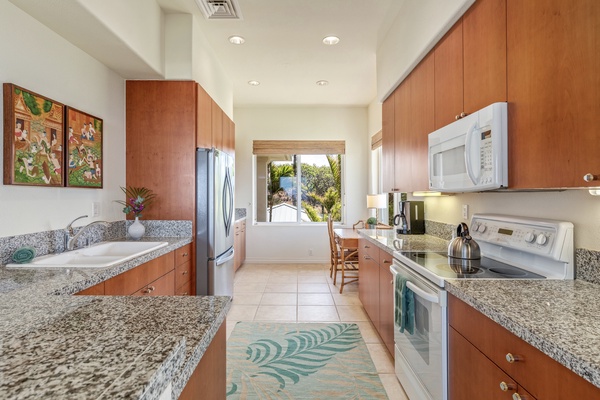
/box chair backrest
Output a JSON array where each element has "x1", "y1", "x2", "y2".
[{"x1": 327, "y1": 216, "x2": 336, "y2": 254}]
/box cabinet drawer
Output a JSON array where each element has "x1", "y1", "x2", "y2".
[
  {"x1": 132, "y1": 270, "x2": 175, "y2": 296},
  {"x1": 176, "y1": 280, "x2": 193, "y2": 296},
  {"x1": 449, "y1": 294, "x2": 600, "y2": 398},
  {"x1": 175, "y1": 244, "x2": 192, "y2": 266},
  {"x1": 359, "y1": 239, "x2": 380, "y2": 263},
  {"x1": 105, "y1": 253, "x2": 174, "y2": 295},
  {"x1": 175, "y1": 260, "x2": 192, "y2": 289},
  {"x1": 379, "y1": 249, "x2": 393, "y2": 269}
]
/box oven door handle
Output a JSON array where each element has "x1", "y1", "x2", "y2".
[{"x1": 406, "y1": 281, "x2": 440, "y2": 304}]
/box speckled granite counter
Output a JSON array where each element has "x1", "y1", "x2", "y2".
[
  {"x1": 358, "y1": 229, "x2": 449, "y2": 254},
  {"x1": 447, "y1": 279, "x2": 600, "y2": 389},
  {"x1": 0, "y1": 237, "x2": 231, "y2": 400}
]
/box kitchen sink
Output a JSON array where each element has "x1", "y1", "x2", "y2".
[{"x1": 6, "y1": 241, "x2": 169, "y2": 269}]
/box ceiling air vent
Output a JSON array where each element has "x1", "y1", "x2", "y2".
[{"x1": 196, "y1": 0, "x2": 243, "y2": 20}]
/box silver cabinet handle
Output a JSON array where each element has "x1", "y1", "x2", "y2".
[
  {"x1": 499, "y1": 381, "x2": 516, "y2": 392},
  {"x1": 505, "y1": 353, "x2": 521, "y2": 363},
  {"x1": 512, "y1": 394, "x2": 522, "y2": 400}
]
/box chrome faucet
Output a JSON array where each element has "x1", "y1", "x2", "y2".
[{"x1": 64, "y1": 215, "x2": 110, "y2": 251}]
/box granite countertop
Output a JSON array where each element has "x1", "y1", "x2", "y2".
[
  {"x1": 0, "y1": 237, "x2": 231, "y2": 400},
  {"x1": 358, "y1": 229, "x2": 449, "y2": 254},
  {"x1": 447, "y1": 279, "x2": 600, "y2": 389}
]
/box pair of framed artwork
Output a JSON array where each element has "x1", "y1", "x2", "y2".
[{"x1": 3, "y1": 83, "x2": 103, "y2": 188}]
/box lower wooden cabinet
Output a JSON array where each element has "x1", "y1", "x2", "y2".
[
  {"x1": 358, "y1": 239, "x2": 395, "y2": 357},
  {"x1": 76, "y1": 245, "x2": 194, "y2": 297},
  {"x1": 179, "y1": 321, "x2": 226, "y2": 400},
  {"x1": 449, "y1": 294, "x2": 600, "y2": 399},
  {"x1": 234, "y1": 219, "x2": 246, "y2": 272}
]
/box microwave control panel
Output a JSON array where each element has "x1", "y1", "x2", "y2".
[{"x1": 478, "y1": 128, "x2": 493, "y2": 184}]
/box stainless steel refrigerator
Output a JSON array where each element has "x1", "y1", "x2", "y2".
[{"x1": 196, "y1": 148, "x2": 235, "y2": 296}]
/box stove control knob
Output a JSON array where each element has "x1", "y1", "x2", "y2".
[
  {"x1": 478, "y1": 224, "x2": 487, "y2": 233},
  {"x1": 536, "y1": 234, "x2": 548, "y2": 246},
  {"x1": 524, "y1": 232, "x2": 536, "y2": 243}
]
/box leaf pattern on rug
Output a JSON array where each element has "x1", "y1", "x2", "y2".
[{"x1": 243, "y1": 323, "x2": 361, "y2": 391}]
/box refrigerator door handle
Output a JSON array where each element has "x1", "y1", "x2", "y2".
[
  {"x1": 216, "y1": 247, "x2": 235, "y2": 266},
  {"x1": 222, "y1": 168, "x2": 231, "y2": 236}
]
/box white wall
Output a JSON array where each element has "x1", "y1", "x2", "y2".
[
  {"x1": 367, "y1": 99, "x2": 382, "y2": 195},
  {"x1": 0, "y1": 1, "x2": 125, "y2": 237},
  {"x1": 377, "y1": 0, "x2": 474, "y2": 101},
  {"x1": 234, "y1": 106, "x2": 369, "y2": 263},
  {"x1": 423, "y1": 190, "x2": 600, "y2": 250}
]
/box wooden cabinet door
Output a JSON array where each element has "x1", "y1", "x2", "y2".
[
  {"x1": 76, "y1": 281, "x2": 105, "y2": 295},
  {"x1": 358, "y1": 239, "x2": 369, "y2": 312},
  {"x1": 434, "y1": 21, "x2": 464, "y2": 130},
  {"x1": 463, "y1": 0, "x2": 507, "y2": 114},
  {"x1": 222, "y1": 112, "x2": 231, "y2": 155},
  {"x1": 378, "y1": 250, "x2": 395, "y2": 356},
  {"x1": 132, "y1": 270, "x2": 175, "y2": 296},
  {"x1": 408, "y1": 53, "x2": 434, "y2": 191},
  {"x1": 105, "y1": 253, "x2": 174, "y2": 295},
  {"x1": 126, "y1": 81, "x2": 196, "y2": 221},
  {"x1": 507, "y1": 0, "x2": 600, "y2": 188},
  {"x1": 393, "y1": 79, "x2": 412, "y2": 192},
  {"x1": 233, "y1": 220, "x2": 242, "y2": 271},
  {"x1": 211, "y1": 100, "x2": 223, "y2": 151},
  {"x1": 449, "y1": 327, "x2": 517, "y2": 400},
  {"x1": 381, "y1": 93, "x2": 396, "y2": 192},
  {"x1": 179, "y1": 322, "x2": 226, "y2": 400},
  {"x1": 196, "y1": 84, "x2": 212, "y2": 148}
]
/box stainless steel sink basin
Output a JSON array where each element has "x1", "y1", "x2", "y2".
[{"x1": 6, "y1": 241, "x2": 169, "y2": 269}]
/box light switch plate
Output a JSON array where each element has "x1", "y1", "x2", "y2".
[
  {"x1": 462, "y1": 204, "x2": 469, "y2": 220},
  {"x1": 91, "y1": 202, "x2": 100, "y2": 217}
]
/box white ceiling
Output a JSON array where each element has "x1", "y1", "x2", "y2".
[
  {"x1": 11, "y1": 0, "x2": 402, "y2": 107},
  {"x1": 161, "y1": 0, "x2": 402, "y2": 107}
]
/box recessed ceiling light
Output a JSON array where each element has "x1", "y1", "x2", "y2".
[
  {"x1": 248, "y1": 80, "x2": 260, "y2": 86},
  {"x1": 229, "y1": 35, "x2": 245, "y2": 45},
  {"x1": 316, "y1": 80, "x2": 329, "y2": 86},
  {"x1": 322, "y1": 36, "x2": 340, "y2": 45}
]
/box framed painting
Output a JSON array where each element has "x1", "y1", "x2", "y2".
[
  {"x1": 65, "y1": 107, "x2": 103, "y2": 188},
  {"x1": 3, "y1": 83, "x2": 65, "y2": 186}
]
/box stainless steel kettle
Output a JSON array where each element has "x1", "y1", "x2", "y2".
[{"x1": 448, "y1": 223, "x2": 481, "y2": 260}]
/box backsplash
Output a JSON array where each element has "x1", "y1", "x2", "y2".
[
  {"x1": 0, "y1": 220, "x2": 192, "y2": 267},
  {"x1": 424, "y1": 219, "x2": 599, "y2": 284}
]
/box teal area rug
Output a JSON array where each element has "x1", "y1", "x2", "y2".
[{"x1": 226, "y1": 322, "x2": 389, "y2": 399}]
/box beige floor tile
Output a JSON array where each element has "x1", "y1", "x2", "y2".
[
  {"x1": 355, "y1": 321, "x2": 383, "y2": 344},
  {"x1": 379, "y1": 374, "x2": 409, "y2": 400},
  {"x1": 337, "y1": 305, "x2": 369, "y2": 321},
  {"x1": 298, "y1": 306, "x2": 340, "y2": 322},
  {"x1": 264, "y1": 283, "x2": 298, "y2": 293},
  {"x1": 261, "y1": 293, "x2": 297, "y2": 306},
  {"x1": 227, "y1": 305, "x2": 258, "y2": 321},
  {"x1": 235, "y1": 272, "x2": 271, "y2": 283},
  {"x1": 297, "y1": 283, "x2": 331, "y2": 293},
  {"x1": 226, "y1": 320, "x2": 238, "y2": 340},
  {"x1": 331, "y1": 293, "x2": 363, "y2": 306},
  {"x1": 270, "y1": 269, "x2": 298, "y2": 276},
  {"x1": 298, "y1": 293, "x2": 334, "y2": 306},
  {"x1": 232, "y1": 293, "x2": 263, "y2": 305},
  {"x1": 254, "y1": 305, "x2": 297, "y2": 321},
  {"x1": 297, "y1": 275, "x2": 328, "y2": 284},
  {"x1": 267, "y1": 274, "x2": 298, "y2": 284},
  {"x1": 367, "y1": 343, "x2": 395, "y2": 373},
  {"x1": 233, "y1": 282, "x2": 267, "y2": 293}
]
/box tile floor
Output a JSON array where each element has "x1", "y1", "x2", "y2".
[{"x1": 227, "y1": 262, "x2": 409, "y2": 400}]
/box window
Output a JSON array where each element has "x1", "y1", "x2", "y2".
[{"x1": 254, "y1": 141, "x2": 344, "y2": 223}]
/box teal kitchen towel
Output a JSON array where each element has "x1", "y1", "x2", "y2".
[
  {"x1": 394, "y1": 273, "x2": 415, "y2": 335},
  {"x1": 12, "y1": 247, "x2": 36, "y2": 264}
]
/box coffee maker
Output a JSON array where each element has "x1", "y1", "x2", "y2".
[{"x1": 393, "y1": 201, "x2": 425, "y2": 235}]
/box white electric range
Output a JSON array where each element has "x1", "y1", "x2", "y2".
[{"x1": 390, "y1": 214, "x2": 574, "y2": 400}]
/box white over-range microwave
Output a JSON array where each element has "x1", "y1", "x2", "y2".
[{"x1": 428, "y1": 102, "x2": 507, "y2": 192}]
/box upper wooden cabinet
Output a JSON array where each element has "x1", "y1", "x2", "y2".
[
  {"x1": 381, "y1": 94, "x2": 395, "y2": 193},
  {"x1": 126, "y1": 81, "x2": 197, "y2": 221},
  {"x1": 390, "y1": 53, "x2": 434, "y2": 192},
  {"x1": 196, "y1": 84, "x2": 212, "y2": 149},
  {"x1": 507, "y1": 0, "x2": 600, "y2": 188},
  {"x1": 211, "y1": 100, "x2": 223, "y2": 151},
  {"x1": 434, "y1": 0, "x2": 507, "y2": 130}
]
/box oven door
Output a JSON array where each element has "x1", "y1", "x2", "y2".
[{"x1": 391, "y1": 259, "x2": 447, "y2": 400}]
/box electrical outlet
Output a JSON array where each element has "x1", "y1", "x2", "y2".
[
  {"x1": 91, "y1": 202, "x2": 100, "y2": 217},
  {"x1": 308, "y1": 248, "x2": 313, "y2": 256},
  {"x1": 462, "y1": 204, "x2": 469, "y2": 220}
]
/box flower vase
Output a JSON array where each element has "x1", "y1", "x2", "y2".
[{"x1": 128, "y1": 217, "x2": 145, "y2": 240}]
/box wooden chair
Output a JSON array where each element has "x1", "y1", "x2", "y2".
[{"x1": 327, "y1": 217, "x2": 359, "y2": 293}]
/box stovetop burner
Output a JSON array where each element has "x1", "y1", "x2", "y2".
[{"x1": 399, "y1": 251, "x2": 545, "y2": 280}]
